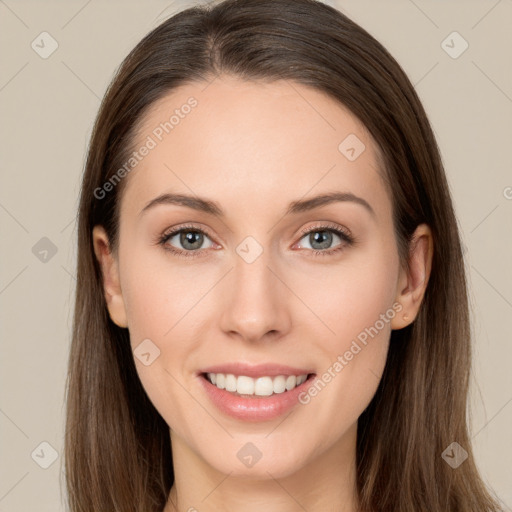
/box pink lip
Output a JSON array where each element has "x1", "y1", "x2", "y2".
[
  {"x1": 197, "y1": 364, "x2": 316, "y2": 422},
  {"x1": 199, "y1": 362, "x2": 313, "y2": 378}
]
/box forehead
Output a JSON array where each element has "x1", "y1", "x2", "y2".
[{"x1": 121, "y1": 75, "x2": 390, "y2": 222}]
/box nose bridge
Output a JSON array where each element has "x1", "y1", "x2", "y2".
[{"x1": 219, "y1": 237, "x2": 290, "y2": 341}]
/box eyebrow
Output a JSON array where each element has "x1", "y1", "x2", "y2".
[{"x1": 139, "y1": 191, "x2": 375, "y2": 219}]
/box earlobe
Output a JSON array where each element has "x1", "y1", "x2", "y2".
[
  {"x1": 92, "y1": 225, "x2": 128, "y2": 328},
  {"x1": 391, "y1": 224, "x2": 433, "y2": 330}
]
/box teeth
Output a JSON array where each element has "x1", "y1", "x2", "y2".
[
  {"x1": 285, "y1": 375, "x2": 296, "y2": 390},
  {"x1": 216, "y1": 373, "x2": 225, "y2": 389},
  {"x1": 237, "y1": 375, "x2": 255, "y2": 395},
  {"x1": 206, "y1": 372, "x2": 309, "y2": 396},
  {"x1": 254, "y1": 376, "x2": 273, "y2": 396},
  {"x1": 273, "y1": 375, "x2": 286, "y2": 393},
  {"x1": 225, "y1": 374, "x2": 237, "y2": 392}
]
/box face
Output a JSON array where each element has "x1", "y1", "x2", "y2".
[{"x1": 93, "y1": 75, "x2": 431, "y2": 480}]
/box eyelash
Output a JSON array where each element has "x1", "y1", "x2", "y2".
[{"x1": 155, "y1": 222, "x2": 355, "y2": 259}]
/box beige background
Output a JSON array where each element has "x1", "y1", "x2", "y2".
[{"x1": 0, "y1": 0, "x2": 511, "y2": 510}]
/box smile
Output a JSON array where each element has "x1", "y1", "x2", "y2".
[
  {"x1": 198, "y1": 363, "x2": 316, "y2": 421},
  {"x1": 205, "y1": 372, "x2": 308, "y2": 396}
]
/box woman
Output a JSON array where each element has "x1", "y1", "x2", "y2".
[{"x1": 64, "y1": 0, "x2": 504, "y2": 510}]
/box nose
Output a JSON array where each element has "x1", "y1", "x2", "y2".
[{"x1": 219, "y1": 250, "x2": 292, "y2": 344}]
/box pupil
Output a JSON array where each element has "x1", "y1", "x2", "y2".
[
  {"x1": 311, "y1": 231, "x2": 332, "y2": 250},
  {"x1": 181, "y1": 230, "x2": 202, "y2": 250}
]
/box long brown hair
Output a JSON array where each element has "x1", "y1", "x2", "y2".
[{"x1": 64, "y1": 0, "x2": 503, "y2": 510}]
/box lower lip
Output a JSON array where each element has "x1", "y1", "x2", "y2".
[{"x1": 199, "y1": 374, "x2": 315, "y2": 422}]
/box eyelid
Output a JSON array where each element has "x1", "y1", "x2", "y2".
[
  {"x1": 160, "y1": 222, "x2": 216, "y2": 242},
  {"x1": 295, "y1": 221, "x2": 353, "y2": 240}
]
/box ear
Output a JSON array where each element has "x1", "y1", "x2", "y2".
[
  {"x1": 92, "y1": 225, "x2": 128, "y2": 328},
  {"x1": 391, "y1": 223, "x2": 433, "y2": 330}
]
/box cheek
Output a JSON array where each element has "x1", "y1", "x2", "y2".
[
  {"x1": 292, "y1": 244, "x2": 398, "y2": 423},
  {"x1": 289, "y1": 238, "x2": 399, "y2": 352},
  {"x1": 120, "y1": 251, "x2": 202, "y2": 429},
  {"x1": 120, "y1": 246, "x2": 205, "y2": 342}
]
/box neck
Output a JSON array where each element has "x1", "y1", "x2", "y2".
[{"x1": 163, "y1": 423, "x2": 359, "y2": 512}]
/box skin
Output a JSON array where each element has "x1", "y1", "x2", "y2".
[{"x1": 93, "y1": 75, "x2": 433, "y2": 512}]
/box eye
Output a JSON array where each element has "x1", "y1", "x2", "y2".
[
  {"x1": 156, "y1": 222, "x2": 354, "y2": 259},
  {"x1": 295, "y1": 223, "x2": 354, "y2": 257},
  {"x1": 157, "y1": 224, "x2": 215, "y2": 258}
]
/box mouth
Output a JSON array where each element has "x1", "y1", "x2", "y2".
[
  {"x1": 197, "y1": 363, "x2": 317, "y2": 421},
  {"x1": 201, "y1": 372, "x2": 314, "y2": 397}
]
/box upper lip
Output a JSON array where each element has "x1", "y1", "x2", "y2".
[{"x1": 199, "y1": 363, "x2": 315, "y2": 378}]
